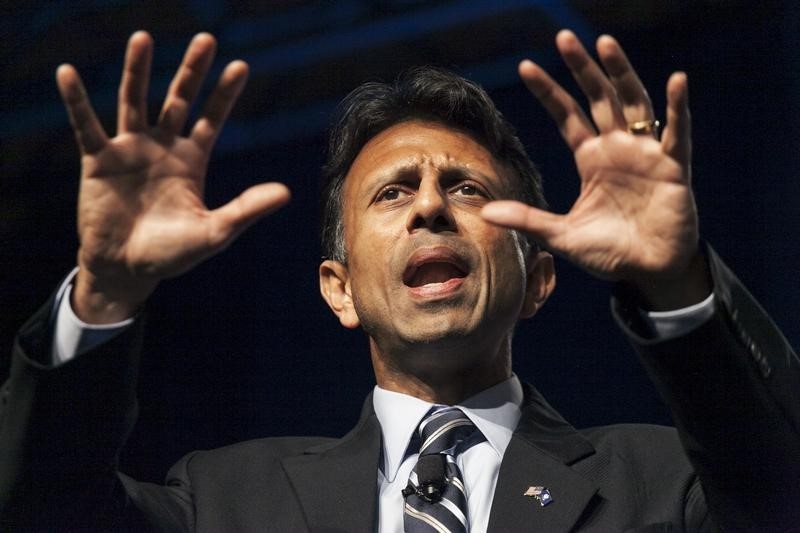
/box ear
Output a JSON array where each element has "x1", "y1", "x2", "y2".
[
  {"x1": 520, "y1": 249, "x2": 555, "y2": 319},
  {"x1": 319, "y1": 260, "x2": 360, "y2": 329}
]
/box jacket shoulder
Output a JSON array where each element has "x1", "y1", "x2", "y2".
[
  {"x1": 174, "y1": 434, "x2": 338, "y2": 478},
  {"x1": 578, "y1": 423, "x2": 695, "y2": 484},
  {"x1": 581, "y1": 423, "x2": 687, "y2": 462}
]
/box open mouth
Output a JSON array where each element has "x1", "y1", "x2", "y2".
[
  {"x1": 402, "y1": 248, "x2": 468, "y2": 288},
  {"x1": 404, "y1": 262, "x2": 467, "y2": 287}
]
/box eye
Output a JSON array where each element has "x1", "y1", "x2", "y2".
[
  {"x1": 451, "y1": 182, "x2": 488, "y2": 198},
  {"x1": 376, "y1": 186, "x2": 409, "y2": 202}
]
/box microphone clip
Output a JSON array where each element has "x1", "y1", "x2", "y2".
[
  {"x1": 401, "y1": 454, "x2": 447, "y2": 503},
  {"x1": 401, "y1": 481, "x2": 443, "y2": 503}
]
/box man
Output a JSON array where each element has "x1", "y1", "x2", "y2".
[{"x1": 1, "y1": 29, "x2": 798, "y2": 532}]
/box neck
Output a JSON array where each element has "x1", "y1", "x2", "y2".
[{"x1": 370, "y1": 334, "x2": 513, "y2": 405}]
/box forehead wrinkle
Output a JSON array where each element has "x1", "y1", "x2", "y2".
[
  {"x1": 357, "y1": 153, "x2": 443, "y2": 195},
  {"x1": 393, "y1": 152, "x2": 489, "y2": 180}
]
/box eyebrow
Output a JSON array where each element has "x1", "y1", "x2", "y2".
[
  {"x1": 439, "y1": 166, "x2": 495, "y2": 184},
  {"x1": 370, "y1": 162, "x2": 494, "y2": 187},
  {"x1": 358, "y1": 160, "x2": 505, "y2": 203}
]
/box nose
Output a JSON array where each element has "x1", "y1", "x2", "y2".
[{"x1": 406, "y1": 177, "x2": 457, "y2": 233}]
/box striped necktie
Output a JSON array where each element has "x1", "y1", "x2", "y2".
[{"x1": 403, "y1": 406, "x2": 486, "y2": 533}]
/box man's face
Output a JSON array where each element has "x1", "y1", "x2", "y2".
[{"x1": 329, "y1": 121, "x2": 546, "y2": 357}]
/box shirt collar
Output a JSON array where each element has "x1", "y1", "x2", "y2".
[{"x1": 372, "y1": 374, "x2": 523, "y2": 482}]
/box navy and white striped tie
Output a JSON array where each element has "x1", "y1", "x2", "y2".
[{"x1": 403, "y1": 406, "x2": 486, "y2": 533}]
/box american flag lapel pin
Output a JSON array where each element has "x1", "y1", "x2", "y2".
[{"x1": 523, "y1": 486, "x2": 553, "y2": 507}]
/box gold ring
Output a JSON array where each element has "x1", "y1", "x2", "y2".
[{"x1": 628, "y1": 119, "x2": 660, "y2": 137}]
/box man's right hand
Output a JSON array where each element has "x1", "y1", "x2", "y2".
[{"x1": 57, "y1": 31, "x2": 290, "y2": 324}]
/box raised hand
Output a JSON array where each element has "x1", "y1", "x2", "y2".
[
  {"x1": 57, "y1": 32, "x2": 290, "y2": 323},
  {"x1": 482, "y1": 30, "x2": 709, "y2": 309}
]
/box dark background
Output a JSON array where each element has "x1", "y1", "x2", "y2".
[{"x1": 2, "y1": 0, "x2": 798, "y2": 483}]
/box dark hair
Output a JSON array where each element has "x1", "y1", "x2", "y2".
[{"x1": 320, "y1": 66, "x2": 547, "y2": 262}]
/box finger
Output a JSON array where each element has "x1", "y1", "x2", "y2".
[
  {"x1": 481, "y1": 200, "x2": 565, "y2": 248},
  {"x1": 556, "y1": 29, "x2": 627, "y2": 133},
  {"x1": 56, "y1": 64, "x2": 108, "y2": 155},
  {"x1": 158, "y1": 33, "x2": 217, "y2": 136},
  {"x1": 518, "y1": 59, "x2": 595, "y2": 151},
  {"x1": 118, "y1": 31, "x2": 153, "y2": 133},
  {"x1": 661, "y1": 72, "x2": 691, "y2": 170},
  {"x1": 190, "y1": 60, "x2": 249, "y2": 152},
  {"x1": 208, "y1": 183, "x2": 291, "y2": 249},
  {"x1": 596, "y1": 34, "x2": 655, "y2": 123}
]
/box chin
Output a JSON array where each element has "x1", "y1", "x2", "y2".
[{"x1": 396, "y1": 317, "x2": 478, "y2": 347}]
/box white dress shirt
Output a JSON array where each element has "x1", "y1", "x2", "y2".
[
  {"x1": 51, "y1": 268, "x2": 134, "y2": 365},
  {"x1": 373, "y1": 377, "x2": 523, "y2": 533}
]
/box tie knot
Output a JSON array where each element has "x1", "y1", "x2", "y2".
[{"x1": 417, "y1": 406, "x2": 482, "y2": 456}]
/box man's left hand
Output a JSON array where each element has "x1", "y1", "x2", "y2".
[{"x1": 482, "y1": 30, "x2": 710, "y2": 310}]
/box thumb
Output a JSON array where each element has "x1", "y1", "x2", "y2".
[
  {"x1": 209, "y1": 182, "x2": 291, "y2": 248},
  {"x1": 481, "y1": 200, "x2": 564, "y2": 246}
]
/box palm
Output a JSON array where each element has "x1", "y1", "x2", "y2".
[
  {"x1": 79, "y1": 133, "x2": 213, "y2": 280},
  {"x1": 556, "y1": 133, "x2": 696, "y2": 279}
]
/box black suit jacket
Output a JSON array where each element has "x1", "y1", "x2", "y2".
[{"x1": 1, "y1": 246, "x2": 798, "y2": 531}]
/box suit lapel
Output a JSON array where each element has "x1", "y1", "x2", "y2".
[
  {"x1": 487, "y1": 383, "x2": 599, "y2": 532},
  {"x1": 281, "y1": 394, "x2": 381, "y2": 533},
  {"x1": 281, "y1": 383, "x2": 597, "y2": 532}
]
